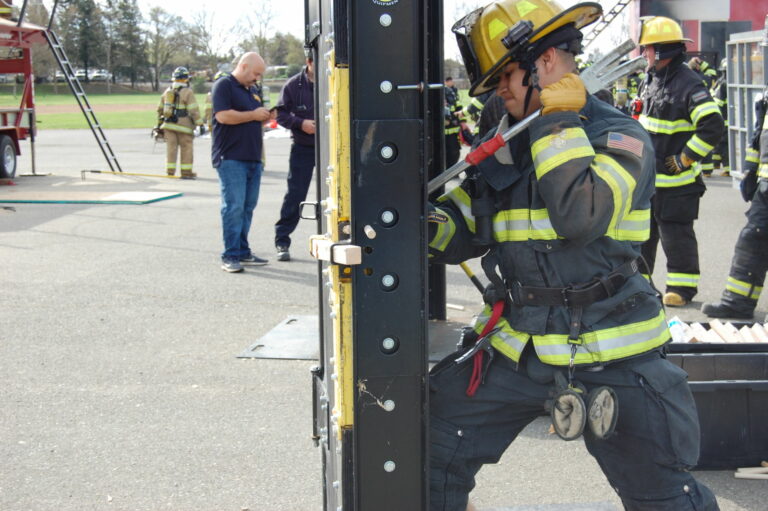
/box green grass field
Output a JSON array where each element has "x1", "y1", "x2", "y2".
[{"x1": 0, "y1": 85, "x2": 281, "y2": 129}]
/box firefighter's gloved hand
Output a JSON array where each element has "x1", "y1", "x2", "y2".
[
  {"x1": 740, "y1": 170, "x2": 758, "y2": 202},
  {"x1": 664, "y1": 153, "x2": 694, "y2": 174},
  {"x1": 196, "y1": 125, "x2": 206, "y2": 136},
  {"x1": 540, "y1": 73, "x2": 586, "y2": 115}
]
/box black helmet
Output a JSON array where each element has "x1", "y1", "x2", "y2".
[{"x1": 173, "y1": 66, "x2": 190, "y2": 81}]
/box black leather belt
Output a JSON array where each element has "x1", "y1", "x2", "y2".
[{"x1": 510, "y1": 258, "x2": 639, "y2": 308}]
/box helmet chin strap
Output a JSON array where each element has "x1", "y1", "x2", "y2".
[{"x1": 521, "y1": 63, "x2": 541, "y2": 117}]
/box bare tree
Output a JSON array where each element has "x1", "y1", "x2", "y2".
[
  {"x1": 145, "y1": 7, "x2": 191, "y2": 91},
  {"x1": 189, "y1": 10, "x2": 237, "y2": 78},
  {"x1": 235, "y1": 0, "x2": 276, "y2": 57}
]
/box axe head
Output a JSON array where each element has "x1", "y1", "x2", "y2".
[{"x1": 580, "y1": 39, "x2": 645, "y2": 93}]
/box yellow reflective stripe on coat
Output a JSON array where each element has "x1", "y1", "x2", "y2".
[
  {"x1": 638, "y1": 115, "x2": 693, "y2": 135},
  {"x1": 445, "y1": 126, "x2": 460, "y2": 134},
  {"x1": 686, "y1": 133, "x2": 715, "y2": 157},
  {"x1": 746, "y1": 147, "x2": 759, "y2": 163},
  {"x1": 533, "y1": 310, "x2": 670, "y2": 366},
  {"x1": 590, "y1": 153, "x2": 636, "y2": 239},
  {"x1": 666, "y1": 272, "x2": 700, "y2": 288},
  {"x1": 472, "y1": 306, "x2": 528, "y2": 362},
  {"x1": 475, "y1": 310, "x2": 671, "y2": 366},
  {"x1": 532, "y1": 127, "x2": 595, "y2": 180},
  {"x1": 759, "y1": 163, "x2": 768, "y2": 179},
  {"x1": 440, "y1": 186, "x2": 475, "y2": 233},
  {"x1": 690, "y1": 101, "x2": 720, "y2": 127},
  {"x1": 655, "y1": 165, "x2": 701, "y2": 187},
  {"x1": 492, "y1": 208, "x2": 558, "y2": 241},
  {"x1": 726, "y1": 276, "x2": 762, "y2": 300},
  {"x1": 428, "y1": 207, "x2": 457, "y2": 252},
  {"x1": 161, "y1": 123, "x2": 195, "y2": 134},
  {"x1": 613, "y1": 208, "x2": 650, "y2": 241}
]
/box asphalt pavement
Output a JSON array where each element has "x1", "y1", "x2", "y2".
[{"x1": 1, "y1": 129, "x2": 766, "y2": 510}]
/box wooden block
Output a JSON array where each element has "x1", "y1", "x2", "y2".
[
  {"x1": 689, "y1": 322, "x2": 710, "y2": 343},
  {"x1": 739, "y1": 325, "x2": 757, "y2": 343},
  {"x1": 734, "y1": 472, "x2": 768, "y2": 480},
  {"x1": 752, "y1": 324, "x2": 768, "y2": 343},
  {"x1": 704, "y1": 329, "x2": 724, "y2": 343},
  {"x1": 309, "y1": 235, "x2": 362, "y2": 265},
  {"x1": 709, "y1": 319, "x2": 741, "y2": 343}
]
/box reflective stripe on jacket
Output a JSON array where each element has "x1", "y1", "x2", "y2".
[
  {"x1": 157, "y1": 85, "x2": 203, "y2": 134},
  {"x1": 638, "y1": 56, "x2": 724, "y2": 189},
  {"x1": 428, "y1": 96, "x2": 668, "y2": 367}
]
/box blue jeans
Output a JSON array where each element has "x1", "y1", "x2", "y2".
[
  {"x1": 275, "y1": 143, "x2": 315, "y2": 247},
  {"x1": 216, "y1": 159, "x2": 263, "y2": 260}
]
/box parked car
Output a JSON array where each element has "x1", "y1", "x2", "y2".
[
  {"x1": 54, "y1": 70, "x2": 66, "y2": 82},
  {"x1": 74, "y1": 69, "x2": 87, "y2": 80},
  {"x1": 89, "y1": 69, "x2": 112, "y2": 82}
]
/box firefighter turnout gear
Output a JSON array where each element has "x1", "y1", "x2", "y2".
[
  {"x1": 444, "y1": 81, "x2": 463, "y2": 166},
  {"x1": 712, "y1": 62, "x2": 729, "y2": 175},
  {"x1": 430, "y1": 96, "x2": 666, "y2": 371},
  {"x1": 428, "y1": 98, "x2": 718, "y2": 511},
  {"x1": 452, "y1": 0, "x2": 601, "y2": 96},
  {"x1": 157, "y1": 79, "x2": 203, "y2": 178},
  {"x1": 637, "y1": 17, "x2": 724, "y2": 304},
  {"x1": 702, "y1": 95, "x2": 768, "y2": 320}
]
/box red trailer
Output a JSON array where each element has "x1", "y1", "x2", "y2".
[{"x1": 0, "y1": 15, "x2": 47, "y2": 178}]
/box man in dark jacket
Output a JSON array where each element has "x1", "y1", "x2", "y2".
[
  {"x1": 428, "y1": 2, "x2": 718, "y2": 510},
  {"x1": 637, "y1": 16, "x2": 724, "y2": 307},
  {"x1": 274, "y1": 52, "x2": 315, "y2": 262}
]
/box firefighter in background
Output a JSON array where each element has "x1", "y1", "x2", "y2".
[
  {"x1": 203, "y1": 71, "x2": 229, "y2": 135},
  {"x1": 638, "y1": 16, "x2": 724, "y2": 307},
  {"x1": 156, "y1": 66, "x2": 204, "y2": 178},
  {"x1": 688, "y1": 56, "x2": 718, "y2": 89},
  {"x1": 461, "y1": 89, "x2": 494, "y2": 142},
  {"x1": 0, "y1": 1, "x2": 11, "y2": 19},
  {"x1": 444, "y1": 76, "x2": 463, "y2": 166},
  {"x1": 427, "y1": 1, "x2": 718, "y2": 510},
  {"x1": 702, "y1": 93, "x2": 768, "y2": 320},
  {"x1": 711, "y1": 58, "x2": 729, "y2": 176}
]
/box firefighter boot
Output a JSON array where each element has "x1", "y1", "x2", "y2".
[
  {"x1": 663, "y1": 292, "x2": 688, "y2": 307},
  {"x1": 701, "y1": 291, "x2": 755, "y2": 320}
]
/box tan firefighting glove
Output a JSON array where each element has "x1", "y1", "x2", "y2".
[
  {"x1": 540, "y1": 73, "x2": 587, "y2": 116},
  {"x1": 664, "y1": 153, "x2": 694, "y2": 174}
]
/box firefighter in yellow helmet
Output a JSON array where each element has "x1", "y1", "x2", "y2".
[
  {"x1": 156, "y1": 66, "x2": 204, "y2": 178},
  {"x1": 636, "y1": 16, "x2": 724, "y2": 307},
  {"x1": 427, "y1": 2, "x2": 719, "y2": 510}
]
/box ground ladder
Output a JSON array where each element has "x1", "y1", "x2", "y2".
[
  {"x1": 582, "y1": 0, "x2": 633, "y2": 48},
  {"x1": 44, "y1": 29, "x2": 123, "y2": 173}
]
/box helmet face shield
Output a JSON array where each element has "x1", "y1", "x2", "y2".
[
  {"x1": 453, "y1": 8, "x2": 484, "y2": 87},
  {"x1": 173, "y1": 66, "x2": 190, "y2": 81}
]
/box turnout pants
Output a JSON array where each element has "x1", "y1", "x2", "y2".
[
  {"x1": 275, "y1": 143, "x2": 315, "y2": 247},
  {"x1": 165, "y1": 129, "x2": 195, "y2": 177},
  {"x1": 429, "y1": 348, "x2": 719, "y2": 511},
  {"x1": 718, "y1": 181, "x2": 768, "y2": 312},
  {"x1": 641, "y1": 190, "x2": 702, "y2": 301},
  {"x1": 445, "y1": 132, "x2": 461, "y2": 168}
]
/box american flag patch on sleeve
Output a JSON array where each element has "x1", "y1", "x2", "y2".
[
  {"x1": 691, "y1": 90, "x2": 708, "y2": 103},
  {"x1": 607, "y1": 132, "x2": 644, "y2": 158}
]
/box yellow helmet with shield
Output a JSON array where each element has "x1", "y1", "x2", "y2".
[{"x1": 453, "y1": 0, "x2": 602, "y2": 96}]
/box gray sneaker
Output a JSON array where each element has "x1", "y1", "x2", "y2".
[
  {"x1": 240, "y1": 253, "x2": 269, "y2": 266},
  {"x1": 276, "y1": 245, "x2": 290, "y2": 262},
  {"x1": 221, "y1": 258, "x2": 244, "y2": 273}
]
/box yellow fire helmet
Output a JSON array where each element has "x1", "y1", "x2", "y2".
[
  {"x1": 638, "y1": 16, "x2": 693, "y2": 46},
  {"x1": 453, "y1": 0, "x2": 602, "y2": 96}
]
